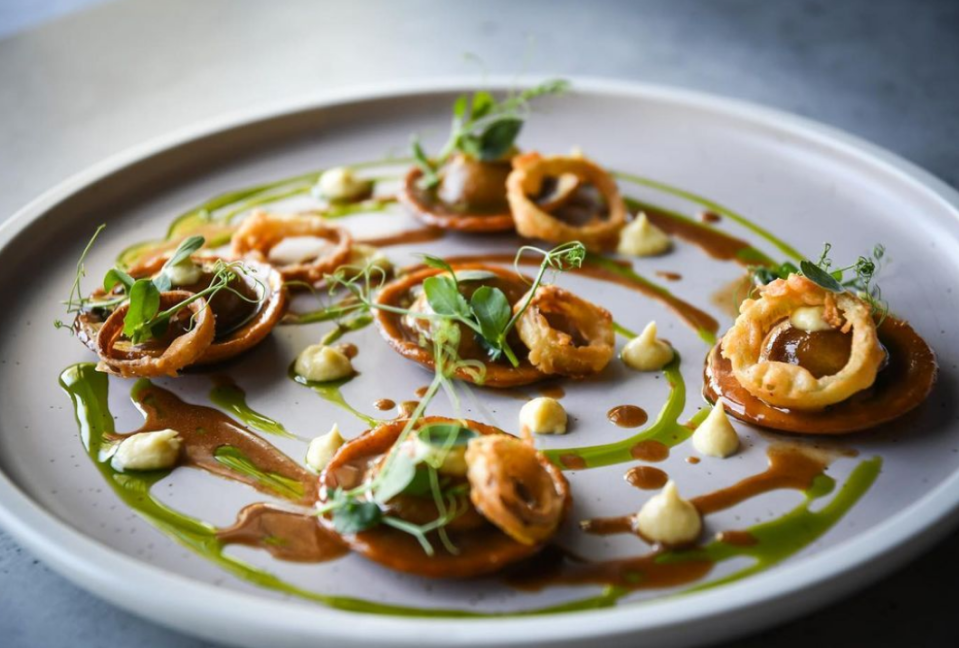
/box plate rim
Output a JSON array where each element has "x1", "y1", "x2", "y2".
[{"x1": 2, "y1": 76, "x2": 958, "y2": 647}]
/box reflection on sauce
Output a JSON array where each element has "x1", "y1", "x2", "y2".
[
  {"x1": 630, "y1": 440, "x2": 669, "y2": 462},
  {"x1": 397, "y1": 400, "x2": 419, "y2": 418},
  {"x1": 374, "y1": 398, "x2": 396, "y2": 411},
  {"x1": 539, "y1": 384, "x2": 566, "y2": 399},
  {"x1": 608, "y1": 405, "x2": 649, "y2": 428},
  {"x1": 218, "y1": 503, "x2": 347, "y2": 563},
  {"x1": 656, "y1": 271, "x2": 682, "y2": 281},
  {"x1": 625, "y1": 465, "x2": 668, "y2": 490}
]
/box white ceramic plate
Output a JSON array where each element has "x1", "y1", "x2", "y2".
[{"x1": 1, "y1": 79, "x2": 958, "y2": 648}]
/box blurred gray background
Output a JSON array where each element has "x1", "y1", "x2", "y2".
[{"x1": 1, "y1": 0, "x2": 958, "y2": 646}]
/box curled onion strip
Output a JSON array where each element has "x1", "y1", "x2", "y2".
[
  {"x1": 514, "y1": 285, "x2": 615, "y2": 377},
  {"x1": 95, "y1": 290, "x2": 215, "y2": 378},
  {"x1": 506, "y1": 152, "x2": 627, "y2": 251}
]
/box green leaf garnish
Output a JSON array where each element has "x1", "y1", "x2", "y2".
[
  {"x1": 123, "y1": 279, "x2": 162, "y2": 342},
  {"x1": 372, "y1": 452, "x2": 418, "y2": 505},
  {"x1": 164, "y1": 235, "x2": 204, "y2": 269},
  {"x1": 418, "y1": 422, "x2": 477, "y2": 448},
  {"x1": 469, "y1": 285, "x2": 511, "y2": 353},
  {"x1": 410, "y1": 79, "x2": 569, "y2": 185},
  {"x1": 799, "y1": 259, "x2": 844, "y2": 293},
  {"x1": 329, "y1": 489, "x2": 383, "y2": 535},
  {"x1": 103, "y1": 268, "x2": 134, "y2": 293},
  {"x1": 423, "y1": 275, "x2": 471, "y2": 318}
]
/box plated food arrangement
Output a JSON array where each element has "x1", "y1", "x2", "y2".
[{"x1": 51, "y1": 81, "x2": 941, "y2": 618}]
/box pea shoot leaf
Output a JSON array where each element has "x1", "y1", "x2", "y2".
[
  {"x1": 103, "y1": 268, "x2": 134, "y2": 293},
  {"x1": 372, "y1": 452, "x2": 418, "y2": 504},
  {"x1": 469, "y1": 285, "x2": 511, "y2": 349},
  {"x1": 165, "y1": 235, "x2": 204, "y2": 269},
  {"x1": 419, "y1": 254, "x2": 456, "y2": 276},
  {"x1": 423, "y1": 275, "x2": 470, "y2": 318},
  {"x1": 476, "y1": 117, "x2": 522, "y2": 161},
  {"x1": 800, "y1": 259, "x2": 844, "y2": 293},
  {"x1": 123, "y1": 279, "x2": 161, "y2": 341},
  {"x1": 330, "y1": 490, "x2": 383, "y2": 535},
  {"x1": 418, "y1": 422, "x2": 477, "y2": 448},
  {"x1": 452, "y1": 269, "x2": 497, "y2": 283}
]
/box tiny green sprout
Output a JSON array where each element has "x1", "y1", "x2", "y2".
[{"x1": 411, "y1": 79, "x2": 570, "y2": 188}]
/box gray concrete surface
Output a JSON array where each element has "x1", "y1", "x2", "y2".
[{"x1": 1, "y1": 0, "x2": 958, "y2": 646}]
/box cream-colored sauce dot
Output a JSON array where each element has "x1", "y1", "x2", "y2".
[
  {"x1": 621, "y1": 322, "x2": 674, "y2": 371},
  {"x1": 789, "y1": 306, "x2": 833, "y2": 332},
  {"x1": 633, "y1": 480, "x2": 702, "y2": 545},
  {"x1": 519, "y1": 397, "x2": 568, "y2": 435},
  {"x1": 111, "y1": 429, "x2": 182, "y2": 472},
  {"x1": 692, "y1": 401, "x2": 740, "y2": 458},
  {"x1": 617, "y1": 213, "x2": 672, "y2": 257},
  {"x1": 165, "y1": 259, "x2": 202, "y2": 286},
  {"x1": 305, "y1": 423, "x2": 345, "y2": 473},
  {"x1": 268, "y1": 235, "x2": 335, "y2": 266},
  {"x1": 316, "y1": 166, "x2": 371, "y2": 202},
  {"x1": 295, "y1": 344, "x2": 354, "y2": 382}
]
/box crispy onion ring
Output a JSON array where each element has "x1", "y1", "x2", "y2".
[
  {"x1": 514, "y1": 285, "x2": 615, "y2": 377},
  {"x1": 721, "y1": 275, "x2": 885, "y2": 410},
  {"x1": 506, "y1": 152, "x2": 627, "y2": 251},
  {"x1": 231, "y1": 210, "x2": 352, "y2": 284},
  {"x1": 95, "y1": 290, "x2": 215, "y2": 378},
  {"x1": 465, "y1": 434, "x2": 568, "y2": 546}
]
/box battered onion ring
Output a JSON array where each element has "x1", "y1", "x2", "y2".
[
  {"x1": 231, "y1": 210, "x2": 352, "y2": 284},
  {"x1": 514, "y1": 285, "x2": 615, "y2": 377},
  {"x1": 506, "y1": 152, "x2": 627, "y2": 251},
  {"x1": 721, "y1": 275, "x2": 885, "y2": 410},
  {"x1": 95, "y1": 290, "x2": 215, "y2": 378},
  {"x1": 465, "y1": 434, "x2": 568, "y2": 546}
]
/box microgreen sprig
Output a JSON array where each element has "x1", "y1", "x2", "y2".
[
  {"x1": 750, "y1": 242, "x2": 888, "y2": 320},
  {"x1": 411, "y1": 79, "x2": 570, "y2": 188},
  {"x1": 55, "y1": 224, "x2": 107, "y2": 331}
]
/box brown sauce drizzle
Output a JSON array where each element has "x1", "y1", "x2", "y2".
[
  {"x1": 686, "y1": 456, "x2": 701, "y2": 465},
  {"x1": 358, "y1": 227, "x2": 445, "y2": 248},
  {"x1": 538, "y1": 384, "x2": 566, "y2": 399},
  {"x1": 414, "y1": 385, "x2": 430, "y2": 398},
  {"x1": 630, "y1": 440, "x2": 669, "y2": 462},
  {"x1": 441, "y1": 253, "x2": 720, "y2": 339},
  {"x1": 711, "y1": 274, "x2": 753, "y2": 319},
  {"x1": 625, "y1": 465, "x2": 668, "y2": 490},
  {"x1": 716, "y1": 530, "x2": 757, "y2": 546},
  {"x1": 656, "y1": 271, "x2": 682, "y2": 281},
  {"x1": 336, "y1": 342, "x2": 359, "y2": 359},
  {"x1": 643, "y1": 206, "x2": 756, "y2": 266},
  {"x1": 374, "y1": 399, "x2": 396, "y2": 411},
  {"x1": 558, "y1": 454, "x2": 587, "y2": 470},
  {"x1": 397, "y1": 400, "x2": 419, "y2": 418},
  {"x1": 700, "y1": 211, "x2": 722, "y2": 223},
  {"x1": 690, "y1": 445, "x2": 826, "y2": 515},
  {"x1": 217, "y1": 503, "x2": 347, "y2": 563},
  {"x1": 704, "y1": 316, "x2": 938, "y2": 434},
  {"x1": 607, "y1": 405, "x2": 649, "y2": 428},
  {"x1": 125, "y1": 383, "x2": 317, "y2": 504}
]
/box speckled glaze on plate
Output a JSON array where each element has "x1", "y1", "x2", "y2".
[{"x1": 1, "y1": 79, "x2": 958, "y2": 648}]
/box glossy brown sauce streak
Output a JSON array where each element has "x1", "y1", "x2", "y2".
[
  {"x1": 643, "y1": 206, "x2": 755, "y2": 266},
  {"x1": 690, "y1": 445, "x2": 827, "y2": 515},
  {"x1": 126, "y1": 384, "x2": 317, "y2": 504},
  {"x1": 625, "y1": 465, "x2": 668, "y2": 490},
  {"x1": 630, "y1": 440, "x2": 669, "y2": 462},
  {"x1": 414, "y1": 385, "x2": 430, "y2": 398},
  {"x1": 374, "y1": 398, "x2": 396, "y2": 411},
  {"x1": 217, "y1": 503, "x2": 347, "y2": 562},
  {"x1": 717, "y1": 530, "x2": 757, "y2": 546},
  {"x1": 397, "y1": 400, "x2": 419, "y2": 418},
  {"x1": 441, "y1": 253, "x2": 720, "y2": 338},
  {"x1": 359, "y1": 227, "x2": 445, "y2": 248},
  {"x1": 700, "y1": 211, "x2": 722, "y2": 223},
  {"x1": 655, "y1": 271, "x2": 682, "y2": 281},
  {"x1": 607, "y1": 405, "x2": 649, "y2": 428},
  {"x1": 558, "y1": 454, "x2": 587, "y2": 470},
  {"x1": 686, "y1": 456, "x2": 701, "y2": 465}
]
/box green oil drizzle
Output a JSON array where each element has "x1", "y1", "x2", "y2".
[
  {"x1": 209, "y1": 380, "x2": 295, "y2": 439},
  {"x1": 288, "y1": 363, "x2": 381, "y2": 428},
  {"x1": 212, "y1": 446, "x2": 305, "y2": 500},
  {"x1": 613, "y1": 169, "x2": 803, "y2": 261},
  {"x1": 665, "y1": 456, "x2": 882, "y2": 593},
  {"x1": 320, "y1": 316, "x2": 374, "y2": 345}
]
